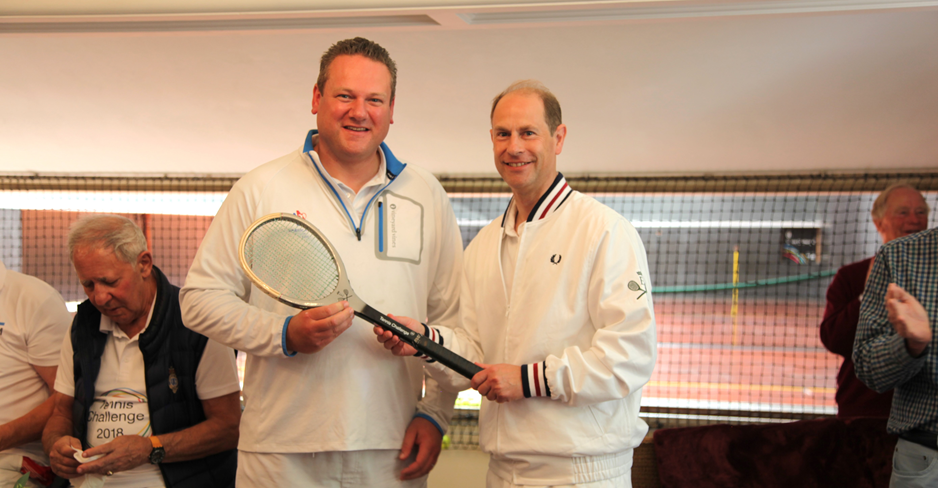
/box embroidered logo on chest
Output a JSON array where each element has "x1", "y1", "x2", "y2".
[{"x1": 168, "y1": 367, "x2": 179, "y2": 394}]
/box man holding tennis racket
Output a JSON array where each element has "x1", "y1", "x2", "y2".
[
  {"x1": 181, "y1": 37, "x2": 462, "y2": 487},
  {"x1": 375, "y1": 80, "x2": 658, "y2": 487}
]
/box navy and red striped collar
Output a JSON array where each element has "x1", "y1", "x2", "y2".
[{"x1": 501, "y1": 173, "x2": 573, "y2": 227}]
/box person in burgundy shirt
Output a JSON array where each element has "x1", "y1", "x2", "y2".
[{"x1": 820, "y1": 183, "x2": 930, "y2": 418}]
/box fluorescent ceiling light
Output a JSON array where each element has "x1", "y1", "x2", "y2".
[
  {"x1": 458, "y1": 218, "x2": 823, "y2": 228},
  {"x1": 0, "y1": 14, "x2": 438, "y2": 33},
  {"x1": 459, "y1": 0, "x2": 938, "y2": 24},
  {"x1": 0, "y1": 190, "x2": 227, "y2": 216}
]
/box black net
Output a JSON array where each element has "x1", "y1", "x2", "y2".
[{"x1": 2, "y1": 172, "x2": 936, "y2": 430}]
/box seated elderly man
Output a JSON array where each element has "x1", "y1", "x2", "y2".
[
  {"x1": 0, "y1": 258, "x2": 72, "y2": 487},
  {"x1": 43, "y1": 215, "x2": 240, "y2": 488}
]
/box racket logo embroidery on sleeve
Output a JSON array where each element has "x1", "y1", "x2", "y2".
[{"x1": 628, "y1": 271, "x2": 647, "y2": 299}]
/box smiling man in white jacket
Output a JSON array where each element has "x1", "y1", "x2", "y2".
[
  {"x1": 181, "y1": 38, "x2": 461, "y2": 487},
  {"x1": 376, "y1": 80, "x2": 658, "y2": 488}
]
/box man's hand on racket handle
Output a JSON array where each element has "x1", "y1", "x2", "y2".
[
  {"x1": 472, "y1": 363, "x2": 524, "y2": 403},
  {"x1": 286, "y1": 301, "x2": 355, "y2": 354},
  {"x1": 375, "y1": 316, "x2": 524, "y2": 403},
  {"x1": 374, "y1": 314, "x2": 422, "y2": 356}
]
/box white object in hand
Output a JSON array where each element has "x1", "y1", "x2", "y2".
[{"x1": 71, "y1": 447, "x2": 106, "y2": 488}]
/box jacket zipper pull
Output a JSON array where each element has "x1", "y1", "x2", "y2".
[{"x1": 356, "y1": 228, "x2": 362, "y2": 241}]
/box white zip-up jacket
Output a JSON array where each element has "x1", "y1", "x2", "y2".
[
  {"x1": 181, "y1": 131, "x2": 462, "y2": 454},
  {"x1": 424, "y1": 174, "x2": 657, "y2": 485}
]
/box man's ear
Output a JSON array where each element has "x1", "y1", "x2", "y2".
[
  {"x1": 553, "y1": 124, "x2": 567, "y2": 155},
  {"x1": 137, "y1": 250, "x2": 153, "y2": 279},
  {"x1": 311, "y1": 84, "x2": 322, "y2": 115}
]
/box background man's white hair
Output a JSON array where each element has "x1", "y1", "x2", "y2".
[{"x1": 68, "y1": 214, "x2": 147, "y2": 264}]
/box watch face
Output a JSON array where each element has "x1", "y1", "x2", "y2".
[{"x1": 150, "y1": 447, "x2": 166, "y2": 465}]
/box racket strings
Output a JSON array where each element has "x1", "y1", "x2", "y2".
[{"x1": 243, "y1": 219, "x2": 340, "y2": 302}]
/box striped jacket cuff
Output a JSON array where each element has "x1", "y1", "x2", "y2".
[
  {"x1": 413, "y1": 323, "x2": 443, "y2": 363},
  {"x1": 521, "y1": 362, "x2": 551, "y2": 398}
]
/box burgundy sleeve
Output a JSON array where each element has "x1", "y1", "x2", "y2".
[{"x1": 819, "y1": 261, "x2": 867, "y2": 358}]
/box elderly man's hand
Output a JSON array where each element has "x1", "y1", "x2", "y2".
[
  {"x1": 472, "y1": 363, "x2": 525, "y2": 403},
  {"x1": 285, "y1": 301, "x2": 355, "y2": 354},
  {"x1": 76, "y1": 435, "x2": 152, "y2": 476},
  {"x1": 886, "y1": 283, "x2": 932, "y2": 357},
  {"x1": 49, "y1": 436, "x2": 83, "y2": 479}
]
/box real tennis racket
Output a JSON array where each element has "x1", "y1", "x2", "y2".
[{"x1": 239, "y1": 212, "x2": 482, "y2": 379}]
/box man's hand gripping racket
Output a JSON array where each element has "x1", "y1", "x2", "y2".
[{"x1": 239, "y1": 213, "x2": 482, "y2": 379}]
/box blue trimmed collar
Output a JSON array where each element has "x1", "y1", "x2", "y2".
[{"x1": 303, "y1": 129, "x2": 405, "y2": 179}]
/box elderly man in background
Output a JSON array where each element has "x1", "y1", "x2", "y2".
[
  {"x1": 820, "y1": 183, "x2": 929, "y2": 419},
  {"x1": 0, "y1": 258, "x2": 72, "y2": 487},
  {"x1": 855, "y1": 225, "x2": 938, "y2": 488},
  {"x1": 43, "y1": 215, "x2": 241, "y2": 488}
]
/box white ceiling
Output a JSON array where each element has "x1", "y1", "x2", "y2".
[{"x1": 2, "y1": 0, "x2": 937, "y2": 176}]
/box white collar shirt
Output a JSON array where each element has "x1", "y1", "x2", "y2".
[{"x1": 308, "y1": 136, "x2": 389, "y2": 220}]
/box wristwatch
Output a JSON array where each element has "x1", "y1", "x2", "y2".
[{"x1": 149, "y1": 436, "x2": 165, "y2": 465}]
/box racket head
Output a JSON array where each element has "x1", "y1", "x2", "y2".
[{"x1": 239, "y1": 213, "x2": 353, "y2": 309}]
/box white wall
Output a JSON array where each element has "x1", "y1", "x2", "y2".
[{"x1": 2, "y1": 4, "x2": 937, "y2": 176}]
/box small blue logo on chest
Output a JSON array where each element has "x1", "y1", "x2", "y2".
[{"x1": 168, "y1": 367, "x2": 179, "y2": 394}]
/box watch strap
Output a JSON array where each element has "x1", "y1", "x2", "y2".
[{"x1": 149, "y1": 436, "x2": 165, "y2": 464}]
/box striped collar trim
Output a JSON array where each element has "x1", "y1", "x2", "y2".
[{"x1": 501, "y1": 173, "x2": 572, "y2": 227}]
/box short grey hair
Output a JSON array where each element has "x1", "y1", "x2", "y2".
[
  {"x1": 871, "y1": 183, "x2": 929, "y2": 220},
  {"x1": 490, "y1": 80, "x2": 563, "y2": 134},
  {"x1": 68, "y1": 215, "x2": 147, "y2": 264}
]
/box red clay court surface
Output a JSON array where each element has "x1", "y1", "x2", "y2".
[{"x1": 645, "y1": 298, "x2": 838, "y2": 412}]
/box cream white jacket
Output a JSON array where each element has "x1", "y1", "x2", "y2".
[
  {"x1": 181, "y1": 131, "x2": 462, "y2": 454},
  {"x1": 425, "y1": 175, "x2": 657, "y2": 485}
]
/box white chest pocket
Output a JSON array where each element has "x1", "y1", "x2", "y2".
[{"x1": 374, "y1": 191, "x2": 424, "y2": 264}]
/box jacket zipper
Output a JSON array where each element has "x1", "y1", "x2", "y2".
[
  {"x1": 310, "y1": 156, "x2": 396, "y2": 242},
  {"x1": 378, "y1": 201, "x2": 384, "y2": 252}
]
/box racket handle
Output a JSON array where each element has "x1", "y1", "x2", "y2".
[{"x1": 358, "y1": 306, "x2": 483, "y2": 379}]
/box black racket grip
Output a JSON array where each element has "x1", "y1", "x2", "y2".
[{"x1": 358, "y1": 306, "x2": 483, "y2": 379}]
